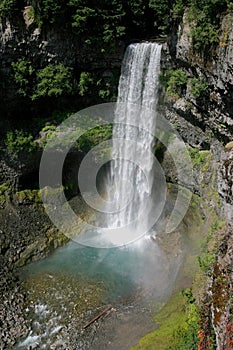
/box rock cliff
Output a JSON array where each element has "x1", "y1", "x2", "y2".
[
  {"x1": 162, "y1": 10, "x2": 233, "y2": 146},
  {"x1": 162, "y1": 10, "x2": 233, "y2": 350}
]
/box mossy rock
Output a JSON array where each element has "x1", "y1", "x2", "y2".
[
  {"x1": 13, "y1": 189, "x2": 42, "y2": 204},
  {"x1": 130, "y1": 292, "x2": 199, "y2": 350},
  {"x1": 16, "y1": 228, "x2": 69, "y2": 267},
  {"x1": 0, "y1": 182, "x2": 13, "y2": 195}
]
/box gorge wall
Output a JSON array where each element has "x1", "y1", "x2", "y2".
[{"x1": 162, "y1": 10, "x2": 233, "y2": 350}]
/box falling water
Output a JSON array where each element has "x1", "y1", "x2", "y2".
[{"x1": 106, "y1": 42, "x2": 162, "y2": 239}]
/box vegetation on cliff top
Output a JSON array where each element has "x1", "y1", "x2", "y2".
[{"x1": 0, "y1": 0, "x2": 231, "y2": 119}]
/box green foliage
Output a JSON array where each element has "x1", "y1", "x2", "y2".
[
  {"x1": 36, "y1": 112, "x2": 112, "y2": 153},
  {"x1": 76, "y1": 124, "x2": 112, "y2": 153},
  {"x1": 149, "y1": 0, "x2": 186, "y2": 32},
  {"x1": 149, "y1": 0, "x2": 172, "y2": 32},
  {"x1": 190, "y1": 77, "x2": 209, "y2": 98},
  {"x1": 97, "y1": 79, "x2": 111, "y2": 99},
  {"x1": 32, "y1": 64, "x2": 73, "y2": 100},
  {"x1": 160, "y1": 68, "x2": 187, "y2": 97},
  {"x1": 188, "y1": 148, "x2": 210, "y2": 167},
  {"x1": 188, "y1": 0, "x2": 229, "y2": 50},
  {"x1": 78, "y1": 70, "x2": 118, "y2": 101},
  {"x1": 5, "y1": 130, "x2": 36, "y2": 154},
  {"x1": 69, "y1": 4, "x2": 95, "y2": 32},
  {"x1": 0, "y1": 0, "x2": 17, "y2": 18},
  {"x1": 78, "y1": 72, "x2": 93, "y2": 96},
  {"x1": 37, "y1": 125, "x2": 57, "y2": 148},
  {"x1": 0, "y1": 182, "x2": 12, "y2": 195},
  {"x1": 198, "y1": 253, "x2": 216, "y2": 275},
  {"x1": 12, "y1": 59, "x2": 35, "y2": 97},
  {"x1": 0, "y1": 182, "x2": 12, "y2": 203},
  {"x1": 131, "y1": 292, "x2": 199, "y2": 350},
  {"x1": 227, "y1": 0, "x2": 233, "y2": 11},
  {"x1": 31, "y1": 0, "x2": 63, "y2": 26},
  {"x1": 191, "y1": 23, "x2": 220, "y2": 50},
  {"x1": 12, "y1": 60, "x2": 73, "y2": 100},
  {"x1": 68, "y1": 0, "x2": 125, "y2": 45},
  {"x1": 13, "y1": 189, "x2": 42, "y2": 204},
  {"x1": 167, "y1": 69, "x2": 187, "y2": 93},
  {"x1": 42, "y1": 125, "x2": 57, "y2": 132},
  {"x1": 173, "y1": 0, "x2": 186, "y2": 19}
]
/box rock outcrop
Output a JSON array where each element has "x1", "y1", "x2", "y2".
[
  {"x1": 160, "y1": 10, "x2": 233, "y2": 350},
  {"x1": 0, "y1": 6, "x2": 124, "y2": 119},
  {"x1": 162, "y1": 10, "x2": 233, "y2": 146}
]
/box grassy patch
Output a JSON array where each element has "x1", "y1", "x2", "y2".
[
  {"x1": 131, "y1": 291, "x2": 199, "y2": 350},
  {"x1": 188, "y1": 148, "x2": 211, "y2": 168}
]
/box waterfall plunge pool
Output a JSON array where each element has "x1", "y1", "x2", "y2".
[{"x1": 17, "y1": 229, "x2": 184, "y2": 350}]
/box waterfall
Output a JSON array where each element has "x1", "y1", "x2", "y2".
[{"x1": 105, "y1": 42, "x2": 162, "y2": 241}]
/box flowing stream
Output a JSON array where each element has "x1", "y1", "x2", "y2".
[{"x1": 16, "y1": 43, "x2": 186, "y2": 349}]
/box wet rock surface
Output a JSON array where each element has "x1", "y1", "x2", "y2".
[
  {"x1": 211, "y1": 230, "x2": 233, "y2": 350},
  {"x1": 10, "y1": 270, "x2": 157, "y2": 350},
  {"x1": 218, "y1": 148, "x2": 233, "y2": 226},
  {"x1": 0, "y1": 198, "x2": 68, "y2": 349},
  {"x1": 0, "y1": 256, "x2": 29, "y2": 350}
]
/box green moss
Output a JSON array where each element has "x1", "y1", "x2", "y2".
[
  {"x1": 131, "y1": 291, "x2": 199, "y2": 350},
  {"x1": 0, "y1": 194, "x2": 6, "y2": 204},
  {"x1": 14, "y1": 189, "x2": 42, "y2": 204},
  {"x1": 0, "y1": 182, "x2": 13, "y2": 204},
  {"x1": 188, "y1": 148, "x2": 211, "y2": 167},
  {"x1": 201, "y1": 161, "x2": 210, "y2": 172},
  {"x1": 0, "y1": 182, "x2": 12, "y2": 195},
  {"x1": 41, "y1": 125, "x2": 57, "y2": 132}
]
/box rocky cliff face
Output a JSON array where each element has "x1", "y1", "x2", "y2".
[
  {"x1": 161, "y1": 10, "x2": 233, "y2": 350},
  {"x1": 162, "y1": 10, "x2": 233, "y2": 146},
  {"x1": 0, "y1": 6, "x2": 124, "y2": 119}
]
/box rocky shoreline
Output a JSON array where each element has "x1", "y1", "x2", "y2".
[{"x1": 0, "y1": 195, "x2": 67, "y2": 349}]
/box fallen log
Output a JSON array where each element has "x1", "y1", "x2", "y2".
[{"x1": 83, "y1": 305, "x2": 112, "y2": 329}]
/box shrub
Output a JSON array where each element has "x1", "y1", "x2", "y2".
[
  {"x1": 12, "y1": 59, "x2": 35, "y2": 97},
  {"x1": 198, "y1": 253, "x2": 216, "y2": 275},
  {"x1": 41, "y1": 125, "x2": 57, "y2": 132},
  {"x1": 78, "y1": 72, "x2": 93, "y2": 96},
  {"x1": 76, "y1": 124, "x2": 112, "y2": 153},
  {"x1": 31, "y1": 0, "x2": 63, "y2": 26},
  {"x1": 188, "y1": 148, "x2": 210, "y2": 167},
  {"x1": 160, "y1": 68, "x2": 187, "y2": 97},
  {"x1": 0, "y1": 0, "x2": 17, "y2": 18},
  {"x1": 32, "y1": 64, "x2": 73, "y2": 100},
  {"x1": 190, "y1": 77, "x2": 209, "y2": 98},
  {"x1": 5, "y1": 130, "x2": 36, "y2": 154},
  {"x1": 191, "y1": 23, "x2": 219, "y2": 51},
  {"x1": 188, "y1": 0, "x2": 229, "y2": 51}
]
